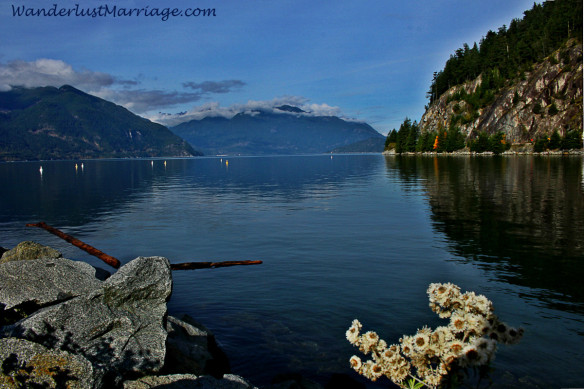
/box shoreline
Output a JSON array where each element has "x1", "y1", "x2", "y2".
[{"x1": 382, "y1": 149, "x2": 584, "y2": 156}]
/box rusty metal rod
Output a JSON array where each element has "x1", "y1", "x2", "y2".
[
  {"x1": 26, "y1": 222, "x2": 121, "y2": 269},
  {"x1": 170, "y1": 260, "x2": 263, "y2": 270}
]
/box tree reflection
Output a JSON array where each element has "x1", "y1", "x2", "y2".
[{"x1": 386, "y1": 155, "x2": 584, "y2": 312}]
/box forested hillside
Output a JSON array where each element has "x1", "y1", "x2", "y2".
[
  {"x1": 0, "y1": 85, "x2": 200, "y2": 161},
  {"x1": 386, "y1": 0, "x2": 583, "y2": 154},
  {"x1": 427, "y1": 0, "x2": 582, "y2": 105}
]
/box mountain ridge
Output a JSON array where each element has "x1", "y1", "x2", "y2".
[
  {"x1": 0, "y1": 85, "x2": 201, "y2": 161},
  {"x1": 170, "y1": 109, "x2": 384, "y2": 155}
]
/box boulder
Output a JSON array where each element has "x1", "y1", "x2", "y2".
[
  {"x1": 163, "y1": 314, "x2": 231, "y2": 378},
  {"x1": 0, "y1": 241, "x2": 62, "y2": 264},
  {"x1": 2, "y1": 256, "x2": 173, "y2": 387},
  {"x1": 0, "y1": 337, "x2": 95, "y2": 389},
  {"x1": 0, "y1": 257, "x2": 102, "y2": 311},
  {"x1": 123, "y1": 373, "x2": 257, "y2": 389}
]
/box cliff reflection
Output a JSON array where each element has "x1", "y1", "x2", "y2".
[{"x1": 386, "y1": 155, "x2": 584, "y2": 312}]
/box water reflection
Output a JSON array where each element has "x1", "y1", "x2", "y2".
[
  {"x1": 0, "y1": 155, "x2": 378, "y2": 231},
  {"x1": 385, "y1": 155, "x2": 584, "y2": 312}
]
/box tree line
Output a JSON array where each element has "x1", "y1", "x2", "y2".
[
  {"x1": 427, "y1": 0, "x2": 583, "y2": 105},
  {"x1": 385, "y1": 118, "x2": 582, "y2": 155}
]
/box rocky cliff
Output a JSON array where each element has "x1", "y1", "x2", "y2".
[{"x1": 420, "y1": 39, "x2": 583, "y2": 145}]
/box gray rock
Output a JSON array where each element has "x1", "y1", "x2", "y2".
[
  {"x1": 0, "y1": 337, "x2": 95, "y2": 389},
  {"x1": 124, "y1": 374, "x2": 257, "y2": 389},
  {"x1": 0, "y1": 257, "x2": 102, "y2": 310},
  {"x1": 0, "y1": 241, "x2": 62, "y2": 264},
  {"x1": 3, "y1": 256, "x2": 173, "y2": 386},
  {"x1": 163, "y1": 315, "x2": 230, "y2": 377}
]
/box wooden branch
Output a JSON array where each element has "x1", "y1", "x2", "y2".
[
  {"x1": 26, "y1": 222, "x2": 121, "y2": 269},
  {"x1": 170, "y1": 260, "x2": 263, "y2": 270},
  {"x1": 26, "y1": 222, "x2": 263, "y2": 272}
]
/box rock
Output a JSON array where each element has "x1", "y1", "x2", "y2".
[
  {"x1": 419, "y1": 39, "x2": 583, "y2": 145},
  {"x1": 0, "y1": 241, "x2": 62, "y2": 264},
  {"x1": 2, "y1": 256, "x2": 173, "y2": 387},
  {"x1": 163, "y1": 315, "x2": 231, "y2": 378},
  {"x1": 123, "y1": 374, "x2": 257, "y2": 389},
  {"x1": 0, "y1": 257, "x2": 102, "y2": 311},
  {"x1": 0, "y1": 337, "x2": 95, "y2": 389}
]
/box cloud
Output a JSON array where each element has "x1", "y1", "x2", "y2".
[
  {"x1": 183, "y1": 80, "x2": 245, "y2": 94},
  {"x1": 92, "y1": 89, "x2": 205, "y2": 114},
  {"x1": 147, "y1": 96, "x2": 348, "y2": 127},
  {"x1": 0, "y1": 58, "x2": 116, "y2": 91},
  {"x1": 0, "y1": 58, "x2": 246, "y2": 114}
]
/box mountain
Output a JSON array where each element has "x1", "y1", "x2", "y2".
[
  {"x1": 419, "y1": 38, "x2": 582, "y2": 147},
  {"x1": 170, "y1": 109, "x2": 384, "y2": 155},
  {"x1": 330, "y1": 137, "x2": 386, "y2": 153},
  {"x1": 0, "y1": 85, "x2": 201, "y2": 161},
  {"x1": 388, "y1": 0, "x2": 583, "y2": 154}
]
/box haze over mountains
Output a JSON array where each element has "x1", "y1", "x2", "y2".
[
  {"x1": 169, "y1": 105, "x2": 385, "y2": 155},
  {"x1": 0, "y1": 86, "x2": 384, "y2": 160}
]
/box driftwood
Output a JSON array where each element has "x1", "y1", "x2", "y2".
[
  {"x1": 171, "y1": 260, "x2": 263, "y2": 270},
  {"x1": 26, "y1": 222, "x2": 263, "y2": 271},
  {"x1": 26, "y1": 222, "x2": 121, "y2": 269}
]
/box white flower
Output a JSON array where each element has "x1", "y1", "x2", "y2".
[
  {"x1": 346, "y1": 320, "x2": 362, "y2": 344},
  {"x1": 349, "y1": 355, "x2": 362, "y2": 371},
  {"x1": 448, "y1": 312, "x2": 467, "y2": 333},
  {"x1": 413, "y1": 331, "x2": 430, "y2": 352}
]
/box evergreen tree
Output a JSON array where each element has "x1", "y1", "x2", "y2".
[
  {"x1": 560, "y1": 130, "x2": 582, "y2": 150},
  {"x1": 385, "y1": 129, "x2": 398, "y2": 149},
  {"x1": 395, "y1": 118, "x2": 412, "y2": 153},
  {"x1": 427, "y1": 0, "x2": 582, "y2": 105},
  {"x1": 549, "y1": 130, "x2": 561, "y2": 149}
]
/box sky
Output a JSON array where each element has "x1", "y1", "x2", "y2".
[{"x1": 0, "y1": 0, "x2": 538, "y2": 134}]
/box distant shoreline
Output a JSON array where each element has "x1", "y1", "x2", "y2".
[{"x1": 382, "y1": 149, "x2": 584, "y2": 157}]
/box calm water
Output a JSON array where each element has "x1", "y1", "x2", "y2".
[{"x1": 1, "y1": 154, "x2": 583, "y2": 388}]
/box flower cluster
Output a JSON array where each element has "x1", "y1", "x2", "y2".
[{"x1": 346, "y1": 283, "x2": 523, "y2": 389}]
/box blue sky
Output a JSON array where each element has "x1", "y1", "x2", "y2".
[{"x1": 0, "y1": 0, "x2": 537, "y2": 134}]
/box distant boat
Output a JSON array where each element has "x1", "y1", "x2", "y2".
[{"x1": 39, "y1": 166, "x2": 43, "y2": 175}]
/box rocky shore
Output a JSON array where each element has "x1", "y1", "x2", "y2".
[
  {"x1": 382, "y1": 147, "x2": 584, "y2": 156},
  {"x1": 0, "y1": 242, "x2": 338, "y2": 389}
]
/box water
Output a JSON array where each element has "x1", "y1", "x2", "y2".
[{"x1": 1, "y1": 154, "x2": 583, "y2": 388}]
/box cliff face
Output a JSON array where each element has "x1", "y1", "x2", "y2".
[{"x1": 420, "y1": 39, "x2": 583, "y2": 145}]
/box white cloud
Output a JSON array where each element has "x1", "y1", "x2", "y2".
[
  {"x1": 147, "y1": 97, "x2": 352, "y2": 127},
  {"x1": 0, "y1": 58, "x2": 245, "y2": 114},
  {"x1": 0, "y1": 58, "x2": 360, "y2": 126},
  {"x1": 0, "y1": 58, "x2": 115, "y2": 91}
]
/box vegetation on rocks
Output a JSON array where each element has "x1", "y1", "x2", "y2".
[{"x1": 387, "y1": 0, "x2": 583, "y2": 154}]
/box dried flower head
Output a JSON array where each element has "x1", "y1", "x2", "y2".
[
  {"x1": 347, "y1": 283, "x2": 523, "y2": 389},
  {"x1": 349, "y1": 355, "x2": 362, "y2": 371}
]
